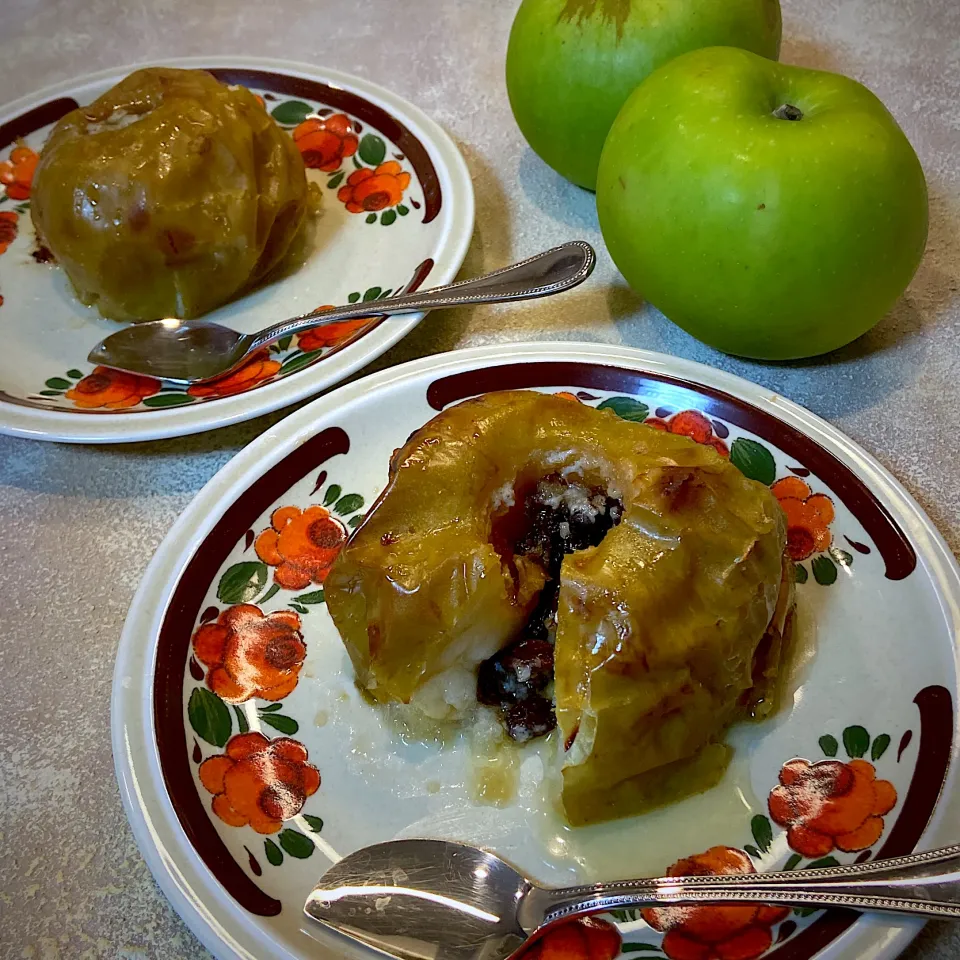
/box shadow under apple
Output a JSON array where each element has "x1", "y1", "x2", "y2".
[
  {"x1": 517, "y1": 148, "x2": 600, "y2": 234},
  {"x1": 610, "y1": 183, "x2": 958, "y2": 421}
]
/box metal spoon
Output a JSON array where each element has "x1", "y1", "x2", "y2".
[
  {"x1": 302, "y1": 838, "x2": 960, "y2": 960},
  {"x1": 86, "y1": 240, "x2": 596, "y2": 384}
]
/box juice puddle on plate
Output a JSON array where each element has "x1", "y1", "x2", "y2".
[
  {"x1": 530, "y1": 739, "x2": 762, "y2": 880},
  {"x1": 318, "y1": 610, "x2": 814, "y2": 885},
  {"x1": 383, "y1": 728, "x2": 764, "y2": 884}
]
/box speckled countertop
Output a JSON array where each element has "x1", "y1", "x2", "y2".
[{"x1": 0, "y1": 0, "x2": 958, "y2": 957}]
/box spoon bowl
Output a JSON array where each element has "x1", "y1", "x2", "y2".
[
  {"x1": 304, "y1": 840, "x2": 530, "y2": 960},
  {"x1": 88, "y1": 318, "x2": 262, "y2": 384}
]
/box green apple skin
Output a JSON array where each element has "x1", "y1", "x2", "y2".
[
  {"x1": 596, "y1": 46, "x2": 929, "y2": 359},
  {"x1": 506, "y1": 0, "x2": 782, "y2": 190}
]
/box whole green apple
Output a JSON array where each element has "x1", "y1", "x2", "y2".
[
  {"x1": 506, "y1": 0, "x2": 781, "y2": 190},
  {"x1": 596, "y1": 46, "x2": 928, "y2": 359}
]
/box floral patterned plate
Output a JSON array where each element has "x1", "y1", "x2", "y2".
[
  {"x1": 112, "y1": 342, "x2": 960, "y2": 960},
  {"x1": 0, "y1": 56, "x2": 473, "y2": 443}
]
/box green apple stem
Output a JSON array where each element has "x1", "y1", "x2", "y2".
[{"x1": 773, "y1": 103, "x2": 804, "y2": 121}]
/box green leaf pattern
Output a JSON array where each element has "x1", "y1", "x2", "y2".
[
  {"x1": 843, "y1": 725, "x2": 870, "y2": 759},
  {"x1": 270, "y1": 100, "x2": 312, "y2": 125},
  {"x1": 264, "y1": 838, "x2": 283, "y2": 866},
  {"x1": 750, "y1": 814, "x2": 773, "y2": 853},
  {"x1": 293, "y1": 589, "x2": 325, "y2": 605},
  {"x1": 818, "y1": 734, "x2": 839, "y2": 757},
  {"x1": 233, "y1": 705, "x2": 250, "y2": 734},
  {"x1": 730, "y1": 437, "x2": 777, "y2": 485},
  {"x1": 142, "y1": 393, "x2": 196, "y2": 408},
  {"x1": 358, "y1": 133, "x2": 386, "y2": 166},
  {"x1": 812, "y1": 554, "x2": 838, "y2": 585},
  {"x1": 597, "y1": 396, "x2": 648, "y2": 422},
  {"x1": 217, "y1": 561, "x2": 268, "y2": 604},
  {"x1": 871, "y1": 734, "x2": 891, "y2": 761},
  {"x1": 260, "y1": 712, "x2": 299, "y2": 735},
  {"x1": 188, "y1": 688, "x2": 231, "y2": 747},
  {"x1": 278, "y1": 829, "x2": 315, "y2": 859},
  {"x1": 334, "y1": 493, "x2": 364, "y2": 516}
]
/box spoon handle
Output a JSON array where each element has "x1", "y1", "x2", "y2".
[
  {"x1": 528, "y1": 844, "x2": 960, "y2": 928},
  {"x1": 247, "y1": 240, "x2": 596, "y2": 352}
]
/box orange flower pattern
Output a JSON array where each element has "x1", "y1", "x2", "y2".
[
  {"x1": 64, "y1": 365, "x2": 161, "y2": 409},
  {"x1": 338, "y1": 160, "x2": 411, "y2": 214},
  {"x1": 187, "y1": 349, "x2": 281, "y2": 399},
  {"x1": 0, "y1": 210, "x2": 18, "y2": 255},
  {"x1": 642, "y1": 847, "x2": 789, "y2": 960},
  {"x1": 293, "y1": 114, "x2": 359, "y2": 172},
  {"x1": 520, "y1": 919, "x2": 621, "y2": 960},
  {"x1": 646, "y1": 409, "x2": 730, "y2": 458},
  {"x1": 297, "y1": 310, "x2": 373, "y2": 354},
  {"x1": 771, "y1": 478, "x2": 835, "y2": 562},
  {"x1": 192, "y1": 604, "x2": 306, "y2": 703},
  {"x1": 0, "y1": 144, "x2": 39, "y2": 200},
  {"x1": 199, "y1": 732, "x2": 320, "y2": 834},
  {"x1": 768, "y1": 758, "x2": 897, "y2": 859},
  {"x1": 255, "y1": 505, "x2": 347, "y2": 590}
]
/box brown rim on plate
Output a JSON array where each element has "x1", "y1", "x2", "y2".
[
  {"x1": 155, "y1": 425, "x2": 350, "y2": 915},
  {"x1": 0, "y1": 96, "x2": 78, "y2": 149}
]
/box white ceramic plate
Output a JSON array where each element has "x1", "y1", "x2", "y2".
[
  {"x1": 113, "y1": 342, "x2": 960, "y2": 960},
  {"x1": 0, "y1": 56, "x2": 473, "y2": 442}
]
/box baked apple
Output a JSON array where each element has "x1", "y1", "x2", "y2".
[
  {"x1": 31, "y1": 67, "x2": 308, "y2": 321},
  {"x1": 325, "y1": 391, "x2": 791, "y2": 825}
]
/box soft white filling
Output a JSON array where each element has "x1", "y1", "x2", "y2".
[
  {"x1": 84, "y1": 108, "x2": 144, "y2": 134},
  {"x1": 491, "y1": 481, "x2": 516, "y2": 510},
  {"x1": 408, "y1": 664, "x2": 479, "y2": 721}
]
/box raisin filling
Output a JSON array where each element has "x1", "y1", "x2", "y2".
[{"x1": 478, "y1": 475, "x2": 623, "y2": 742}]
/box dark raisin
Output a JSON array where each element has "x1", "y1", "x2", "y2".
[
  {"x1": 476, "y1": 638, "x2": 554, "y2": 706},
  {"x1": 524, "y1": 579, "x2": 560, "y2": 640},
  {"x1": 501, "y1": 639, "x2": 554, "y2": 693},
  {"x1": 477, "y1": 656, "x2": 510, "y2": 706},
  {"x1": 503, "y1": 696, "x2": 556, "y2": 742},
  {"x1": 481, "y1": 476, "x2": 625, "y2": 743}
]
